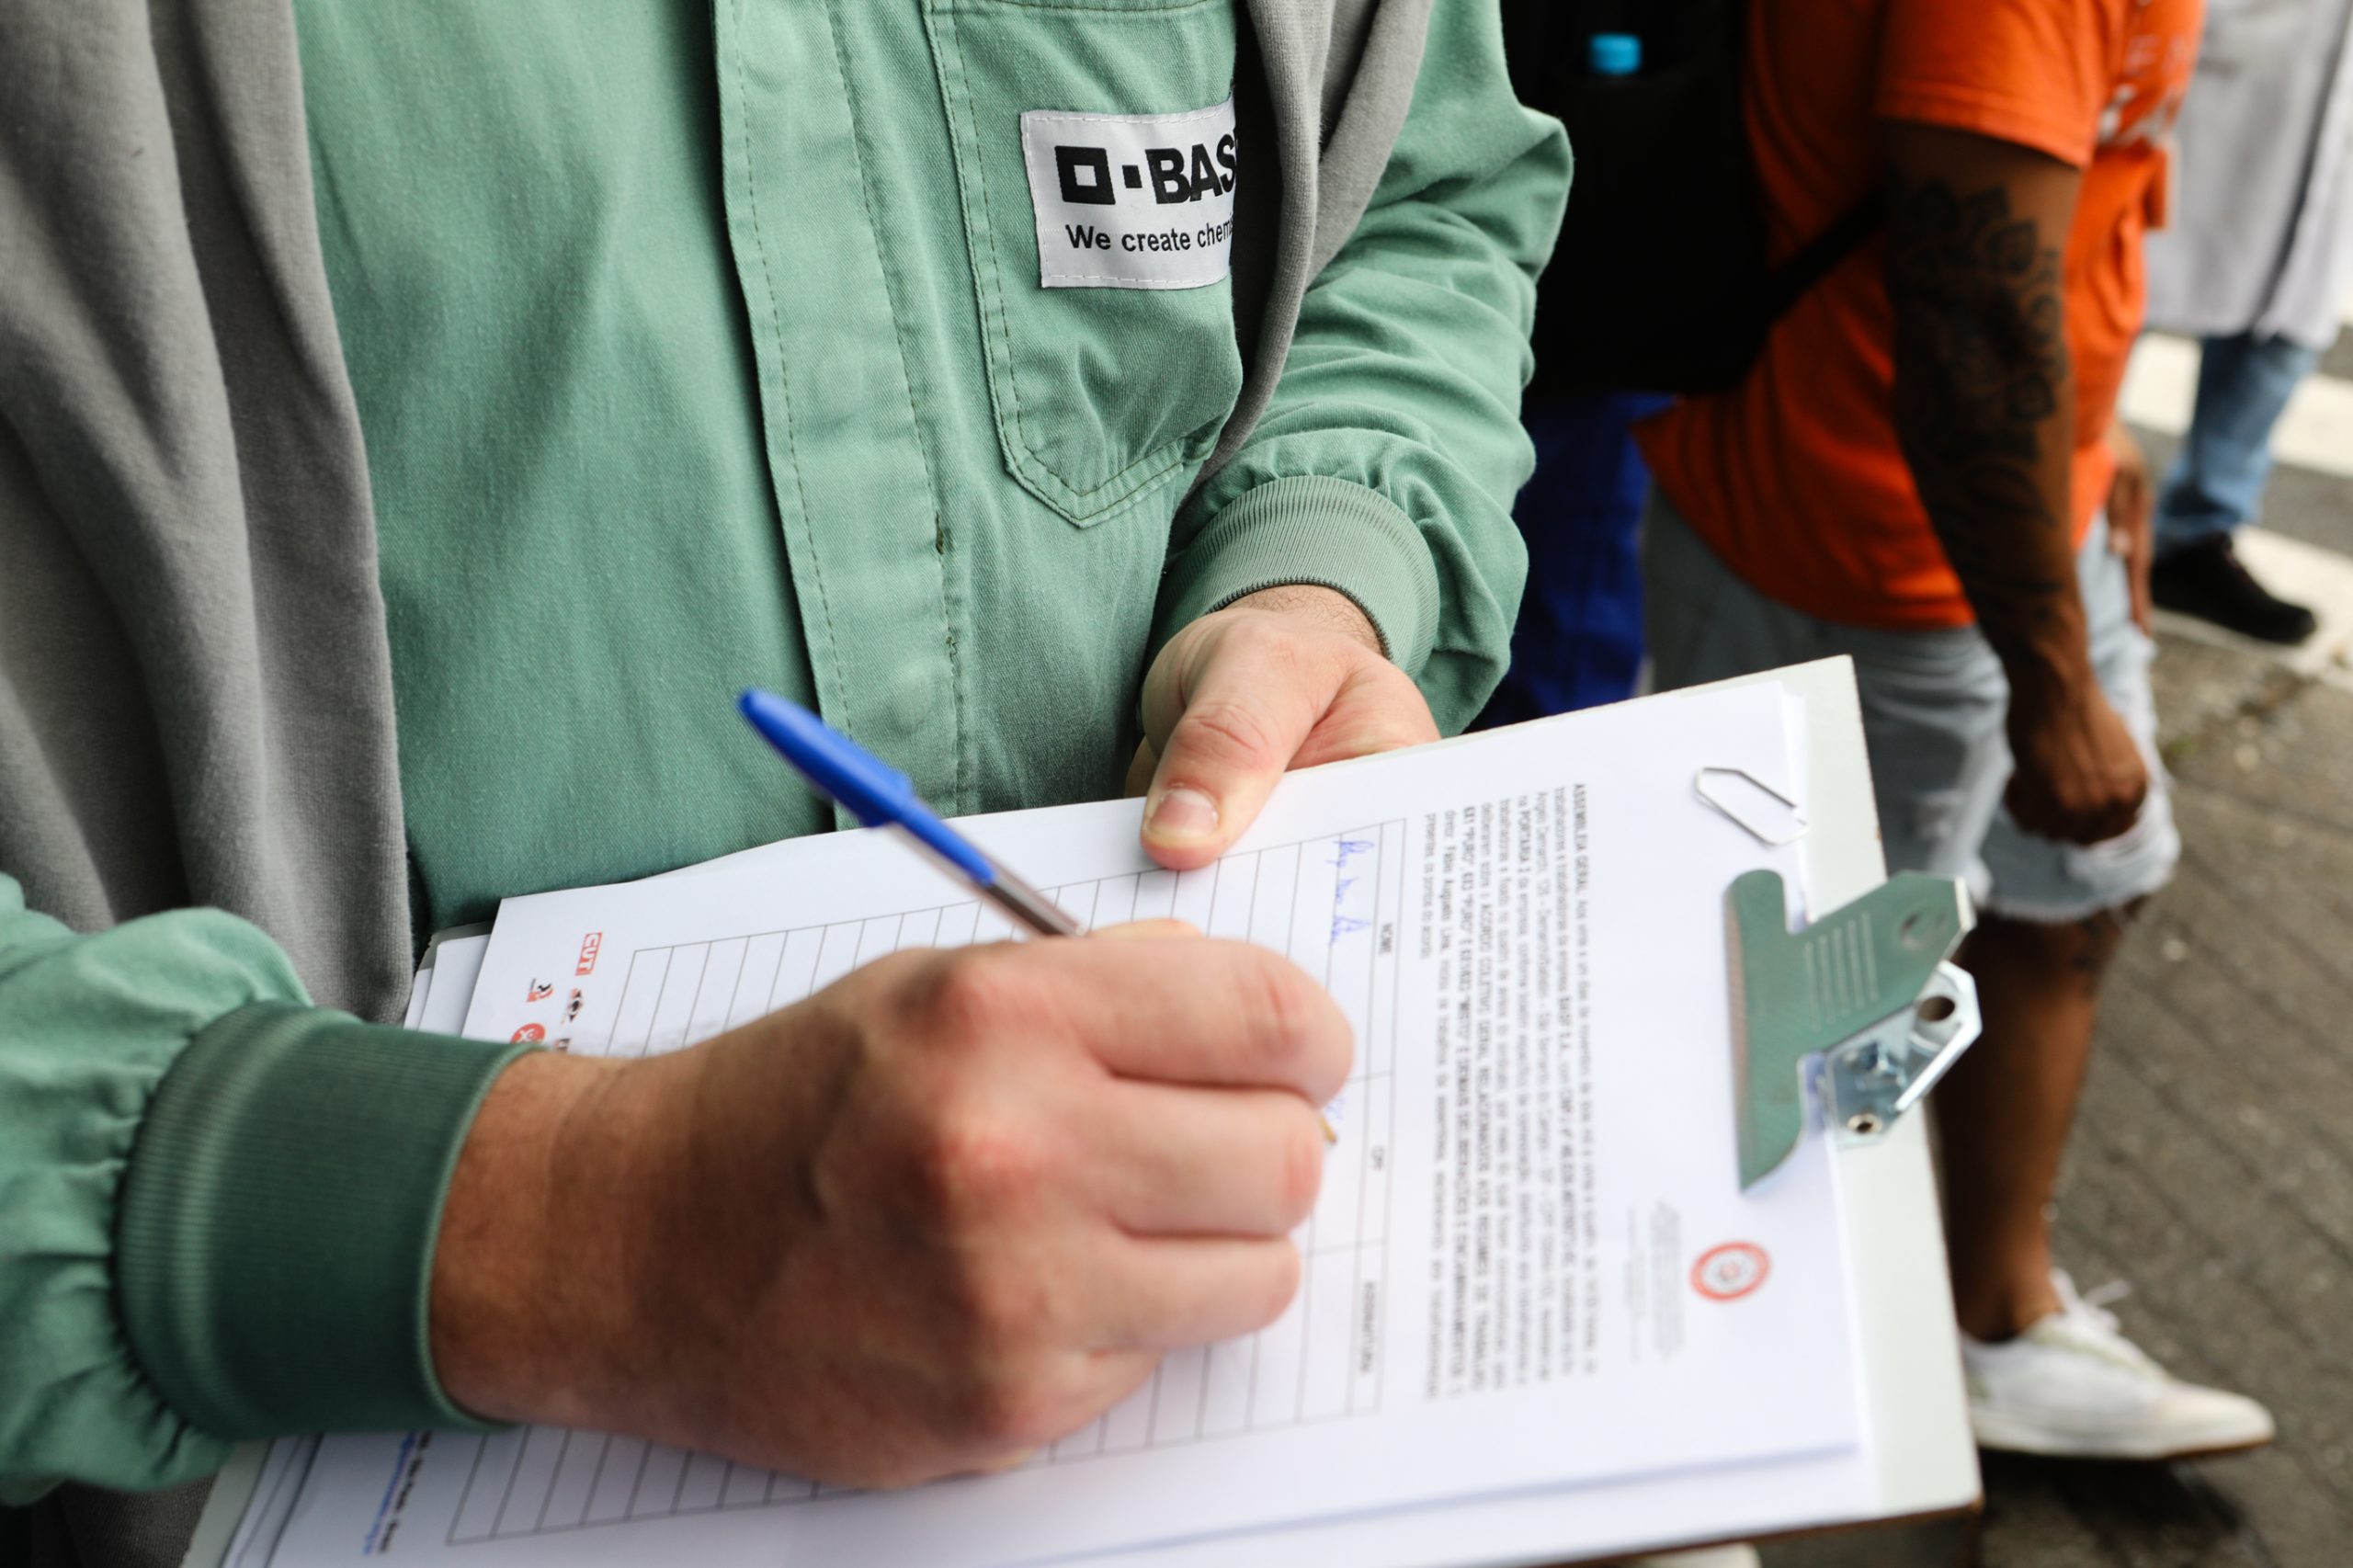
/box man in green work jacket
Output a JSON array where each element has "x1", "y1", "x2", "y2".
[{"x1": 0, "y1": 1, "x2": 1563, "y2": 1560}]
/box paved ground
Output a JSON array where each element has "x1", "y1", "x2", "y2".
[{"x1": 1758, "y1": 379, "x2": 2353, "y2": 1564}]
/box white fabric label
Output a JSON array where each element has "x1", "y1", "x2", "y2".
[{"x1": 1018, "y1": 98, "x2": 1238, "y2": 290}]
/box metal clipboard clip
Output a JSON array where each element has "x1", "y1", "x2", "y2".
[{"x1": 1726, "y1": 869, "x2": 1984, "y2": 1189}]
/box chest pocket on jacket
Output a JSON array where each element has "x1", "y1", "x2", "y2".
[{"x1": 926, "y1": 0, "x2": 1245, "y2": 526}]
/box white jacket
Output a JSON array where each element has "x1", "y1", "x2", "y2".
[{"x1": 2145, "y1": 0, "x2": 2353, "y2": 349}]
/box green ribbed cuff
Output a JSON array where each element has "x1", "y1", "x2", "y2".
[
  {"x1": 1159, "y1": 475, "x2": 1442, "y2": 674},
  {"x1": 116, "y1": 1002, "x2": 530, "y2": 1438}
]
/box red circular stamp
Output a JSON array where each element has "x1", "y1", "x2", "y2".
[
  {"x1": 1691, "y1": 1242, "x2": 1771, "y2": 1301},
  {"x1": 509, "y1": 1023, "x2": 547, "y2": 1043}
]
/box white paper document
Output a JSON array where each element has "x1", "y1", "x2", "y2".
[
  {"x1": 418, "y1": 936, "x2": 488, "y2": 1039},
  {"x1": 242, "y1": 682, "x2": 1860, "y2": 1568}
]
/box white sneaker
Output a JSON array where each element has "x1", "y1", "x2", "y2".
[{"x1": 1962, "y1": 1271, "x2": 2275, "y2": 1460}]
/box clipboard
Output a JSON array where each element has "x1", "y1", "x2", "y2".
[
  {"x1": 184, "y1": 656, "x2": 1982, "y2": 1568},
  {"x1": 1039, "y1": 656, "x2": 1985, "y2": 1567}
]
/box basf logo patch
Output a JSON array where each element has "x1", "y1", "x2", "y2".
[{"x1": 1019, "y1": 98, "x2": 1237, "y2": 290}]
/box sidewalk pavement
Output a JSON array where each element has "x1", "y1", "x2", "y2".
[{"x1": 1761, "y1": 624, "x2": 2353, "y2": 1568}]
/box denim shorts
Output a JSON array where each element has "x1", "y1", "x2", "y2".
[{"x1": 1643, "y1": 495, "x2": 2178, "y2": 923}]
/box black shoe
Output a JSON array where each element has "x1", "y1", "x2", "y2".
[{"x1": 2150, "y1": 535, "x2": 2320, "y2": 645}]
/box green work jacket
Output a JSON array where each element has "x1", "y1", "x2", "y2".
[{"x1": 0, "y1": 0, "x2": 1563, "y2": 1504}]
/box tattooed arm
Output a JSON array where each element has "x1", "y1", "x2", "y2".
[{"x1": 1881, "y1": 122, "x2": 2147, "y2": 846}]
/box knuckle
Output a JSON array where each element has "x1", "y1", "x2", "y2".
[
  {"x1": 1243, "y1": 952, "x2": 1349, "y2": 1089},
  {"x1": 1172, "y1": 697, "x2": 1284, "y2": 775},
  {"x1": 1218, "y1": 609, "x2": 1290, "y2": 661},
  {"x1": 1235, "y1": 956, "x2": 1310, "y2": 1075},
  {"x1": 909, "y1": 1101, "x2": 1047, "y2": 1224},
  {"x1": 1274, "y1": 1114, "x2": 1326, "y2": 1228},
  {"x1": 915, "y1": 948, "x2": 1034, "y2": 1045}
]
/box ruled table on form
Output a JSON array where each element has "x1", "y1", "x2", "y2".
[
  {"x1": 223, "y1": 683, "x2": 1880, "y2": 1568},
  {"x1": 427, "y1": 823, "x2": 1406, "y2": 1546}
]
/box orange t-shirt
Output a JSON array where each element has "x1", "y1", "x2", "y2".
[{"x1": 1635, "y1": 0, "x2": 2203, "y2": 629}]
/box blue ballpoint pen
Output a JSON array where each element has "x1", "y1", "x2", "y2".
[{"x1": 738, "y1": 688, "x2": 1084, "y2": 937}]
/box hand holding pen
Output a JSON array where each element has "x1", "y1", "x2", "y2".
[{"x1": 739, "y1": 688, "x2": 1337, "y2": 1142}]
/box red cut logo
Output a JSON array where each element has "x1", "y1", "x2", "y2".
[
  {"x1": 510, "y1": 1023, "x2": 547, "y2": 1044},
  {"x1": 1691, "y1": 1242, "x2": 1771, "y2": 1302},
  {"x1": 575, "y1": 932, "x2": 603, "y2": 977}
]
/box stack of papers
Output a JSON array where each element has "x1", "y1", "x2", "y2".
[{"x1": 214, "y1": 677, "x2": 1904, "y2": 1568}]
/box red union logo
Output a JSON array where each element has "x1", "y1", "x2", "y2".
[
  {"x1": 575, "y1": 932, "x2": 603, "y2": 976},
  {"x1": 510, "y1": 1023, "x2": 546, "y2": 1044},
  {"x1": 1691, "y1": 1242, "x2": 1771, "y2": 1302}
]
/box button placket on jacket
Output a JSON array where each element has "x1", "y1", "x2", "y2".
[{"x1": 714, "y1": 0, "x2": 964, "y2": 814}]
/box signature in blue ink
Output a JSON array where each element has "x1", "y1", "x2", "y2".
[{"x1": 1328, "y1": 836, "x2": 1376, "y2": 943}]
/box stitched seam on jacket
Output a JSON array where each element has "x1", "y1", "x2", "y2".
[
  {"x1": 826, "y1": 0, "x2": 969, "y2": 809},
  {"x1": 731, "y1": 0, "x2": 849, "y2": 710}
]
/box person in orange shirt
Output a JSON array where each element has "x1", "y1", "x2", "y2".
[{"x1": 1639, "y1": 0, "x2": 2275, "y2": 1458}]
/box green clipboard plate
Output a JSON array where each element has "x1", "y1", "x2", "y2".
[{"x1": 1727, "y1": 869, "x2": 1983, "y2": 1188}]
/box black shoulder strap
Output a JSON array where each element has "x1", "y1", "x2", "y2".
[{"x1": 1757, "y1": 192, "x2": 1885, "y2": 325}]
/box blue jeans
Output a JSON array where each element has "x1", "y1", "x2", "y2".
[{"x1": 2154, "y1": 331, "x2": 2325, "y2": 559}]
